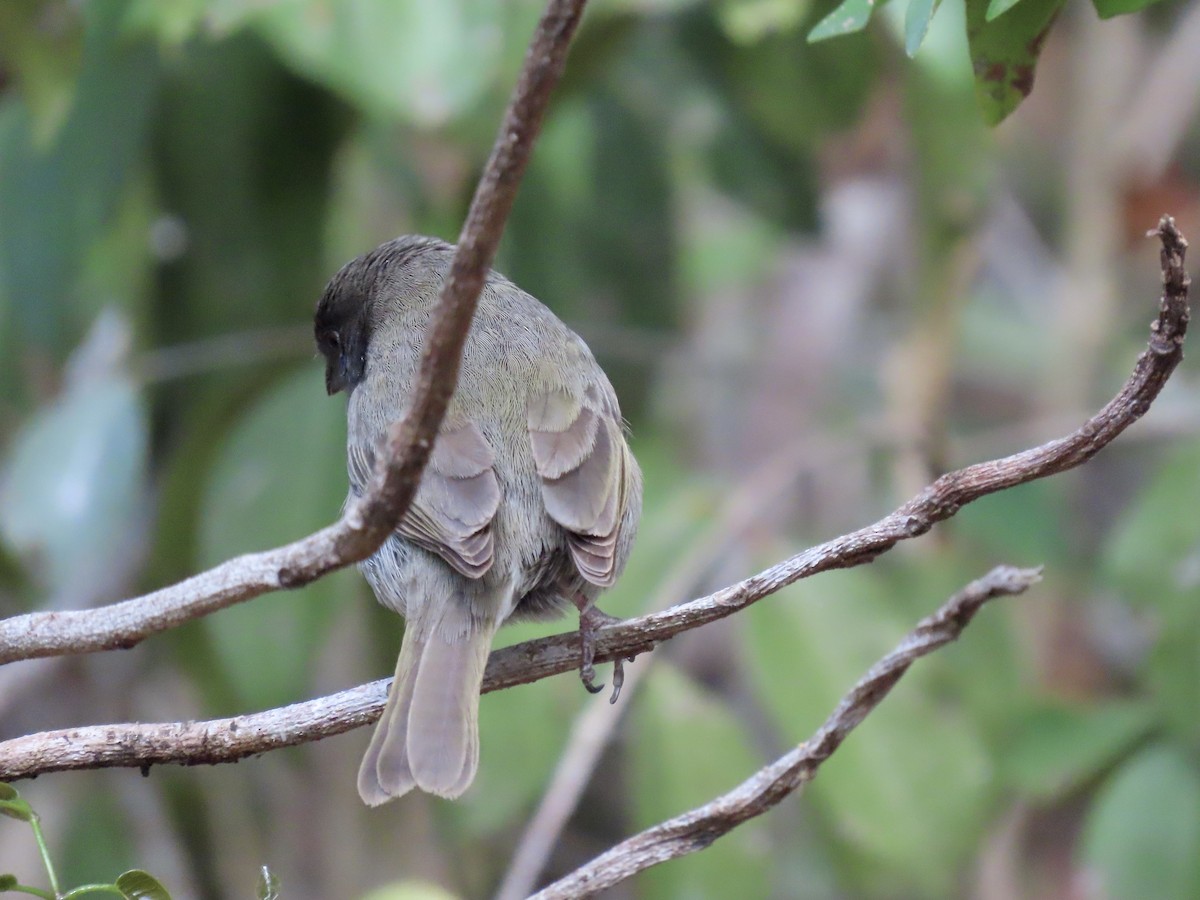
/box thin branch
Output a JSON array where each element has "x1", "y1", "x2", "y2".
[
  {"x1": 0, "y1": 0, "x2": 589, "y2": 668},
  {"x1": 531, "y1": 565, "x2": 1044, "y2": 900},
  {"x1": 0, "y1": 218, "x2": 1187, "y2": 781}
]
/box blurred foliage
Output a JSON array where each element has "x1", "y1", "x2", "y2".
[
  {"x1": 748, "y1": 567, "x2": 996, "y2": 896},
  {"x1": 1, "y1": 782, "x2": 174, "y2": 899},
  {"x1": 631, "y1": 665, "x2": 771, "y2": 897},
  {"x1": 0, "y1": 351, "x2": 147, "y2": 607},
  {"x1": 197, "y1": 366, "x2": 349, "y2": 712},
  {"x1": 808, "y1": 0, "x2": 1174, "y2": 124},
  {"x1": 1, "y1": 0, "x2": 1198, "y2": 899}
]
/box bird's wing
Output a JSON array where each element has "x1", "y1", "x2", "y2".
[
  {"x1": 527, "y1": 385, "x2": 630, "y2": 587},
  {"x1": 349, "y1": 420, "x2": 500, "y2": 579}
]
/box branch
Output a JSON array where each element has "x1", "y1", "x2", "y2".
[
  {"x1": 0, "y1": 0, "x2": 589, "y2": 667},
  {"x1": 0, "y1": 218, "x2": 1187, "y2": 781},
  {"x1": 531, "y1": 566, "x2": 1044, "y2": 899}
]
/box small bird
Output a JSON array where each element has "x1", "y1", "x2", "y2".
[{"x1": 314, "y1": 236, "x2": 642, "y2": 805}]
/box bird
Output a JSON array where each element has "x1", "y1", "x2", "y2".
[{"x1": 314, "y1": 235, "x2": 642, "y2": 805}]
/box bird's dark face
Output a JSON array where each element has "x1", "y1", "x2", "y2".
[
  {"x1": 315, "y1": 235, "x2": 449, "y2": 395},
  {"x1": 314, "y1": 271, "x2": 372, "y2": 396}
]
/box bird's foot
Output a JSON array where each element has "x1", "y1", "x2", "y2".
[{"x1": 572, "y1": 597, "x2": 627, "y2": 704}]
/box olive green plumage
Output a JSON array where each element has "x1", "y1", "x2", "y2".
[{"x1": 315, "y1": 236, "x2": 642, "y2": 804}]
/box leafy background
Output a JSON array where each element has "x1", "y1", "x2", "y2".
[{"x1": 2, "y1": 0, "x2": 1200, "y2": 897}]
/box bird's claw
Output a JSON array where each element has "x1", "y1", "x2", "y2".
[
  {"x1": 574, "y1": 596, "x2": 626, "y2": 702},
  {"x1": 581, "y1": 668, "x2": 605, "y2": 694}
]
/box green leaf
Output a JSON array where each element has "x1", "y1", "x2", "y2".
[
  {"x1": 0, "y1": 366, "x2": 148, "y2": 602},
  {"x1": 199, "y1": 366, "x2": 353, "y2": 711},
  {"x1": 631, "y1": 666, "x2": 771, "y2": 898},
  {"x1": 0, "y1": 783, "x2": 34, "y2": 822},
  {"x1": 1090, "y1": 0, "x2": 1164, "y2": 18},
  {"x1": 807, "y1": 0, "x2": 876, "y2": 42},
  {"x1": 1104, "y1": 440, "x2": 1200, "y2": 743},
  {"x1": 114, "y1": 870, "x2": 172, "y2": 900},
  {"x1": 745, "y1": 569, "x2": 993, "y2": 896},
  {"x1": 985, "y1": 0, "x2": 1026, "y2": 20},
  {"x1": 214, "y1": 0, "x2": 529, "y2": 126},
  {"x1": 1106, "y1": 439, "x2": 1200, "y2": 596},
  {"x1": 1081, "y1": 744, "x2": 1200, "y2": 900},
  {"x1": 905, "y1": 0, "x2": 942, "y2": 56},
  {"x1": 999, "y1": 701, "x2": 1155, "y2": 799},
  {"x1": 255, "y1": 866, "x2": 279, "y2": 900},
  {"x1": 966, "y1": 0, "x2": 1065, "y2": 124}
]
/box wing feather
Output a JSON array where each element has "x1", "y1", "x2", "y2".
[
  {"x1": 529, "y1": 387, "x2": 631, "y2": 587},
  {"x1": 349, "y1": 421, "x2": 499, "y2": 579}
]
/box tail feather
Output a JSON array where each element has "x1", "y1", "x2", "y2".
[
  {"x1": 403, "y1": 625, "x2": 494, "y2": 797},
  {"x1": 357, "y1": 633, "x2": 420, "y2": 806},
  {"x1": 358, "y1": 621, "x2": 496, "y2": 804}
]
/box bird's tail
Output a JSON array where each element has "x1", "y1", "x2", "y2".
[{"x1": 357, "y1": 618, "x2": 496, "y2": 805}]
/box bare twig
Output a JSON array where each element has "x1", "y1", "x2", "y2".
[
  {"x1": 531, "y1": 565, "x2": 1044, "y2": 899},
  {"x1": 0, "y1": 218, "x2": 1187, "y2": 781},
  {"x1": 0, "y1": 0, "x2": 589, "y2": 668}
]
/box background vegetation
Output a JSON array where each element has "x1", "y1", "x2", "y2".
[{"x1": 1, "y1": 0, "x2": 1199, "y2": 897}]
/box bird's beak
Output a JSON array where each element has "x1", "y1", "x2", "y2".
[{"x1": 325, "y1": 361, "x2": 347, "y2": 395}]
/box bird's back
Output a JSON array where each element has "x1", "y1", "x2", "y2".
[{"x1": 347, "y1": 240, "x2": 639, "y2": 623}]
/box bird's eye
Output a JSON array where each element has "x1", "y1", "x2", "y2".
[{"x1": 326, "y1": 330, "x2": 341, "y2": 350}]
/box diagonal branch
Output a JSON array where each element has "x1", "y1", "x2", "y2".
[
  {"x1": 0, "y1": 218, "x2": 1187, "y2": 781},
  {"x1": 530, "y1": 565, "x2": 1044, "y2": 899},
  {"x1": 0, "y1": 0, "x2": 590, "y2": 668}
]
